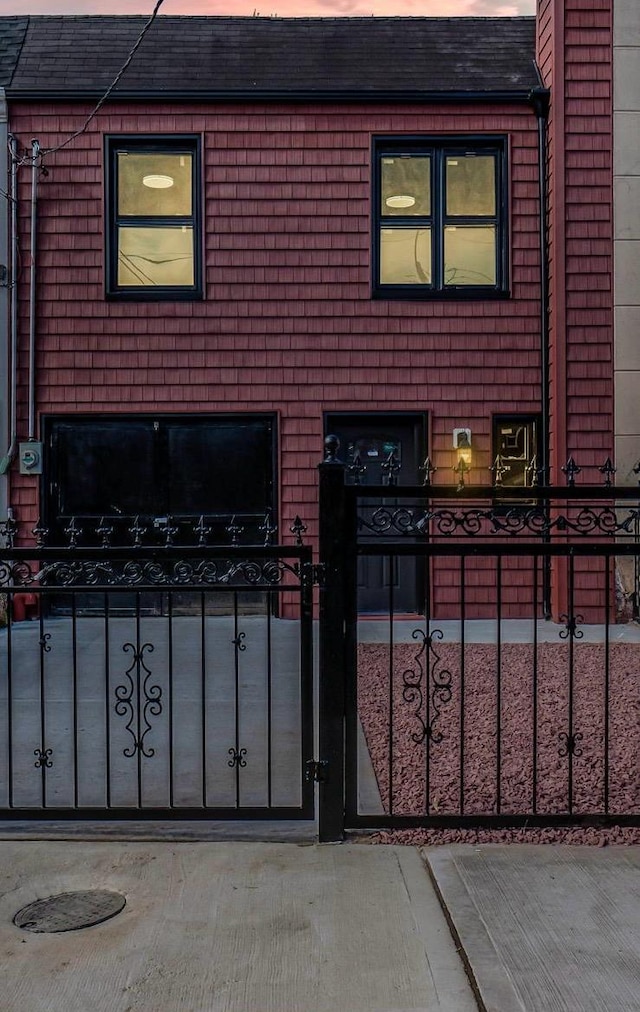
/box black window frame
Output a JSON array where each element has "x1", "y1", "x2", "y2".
[
  {"x1": 372, "y1": 136, "x2": 509, "y2": 300},
  {"x1": 105, "y1": 135, "x2": 203, "y2": 301}
]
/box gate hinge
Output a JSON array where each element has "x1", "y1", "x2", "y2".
[
  {"x1": 311, "y1": 563, "x2": 326, "y2": 587},
  {"x1": 302, "y1": 562, "x2": 326, "y2": 587},
  {"x1": 305, "y1": 759, "x2": 328, "y2": 783}
]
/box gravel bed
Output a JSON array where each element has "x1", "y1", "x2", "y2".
[{"x1": 357, "y1": 640, "x2": 640, "y2": 844}]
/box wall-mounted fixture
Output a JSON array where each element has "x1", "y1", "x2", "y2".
[
  {"x1": 453, "y1": 428, "x2": 472, "y2": 489},
  {"x1": 19, "y1": 441, "x2": 43, "y2": 475},
  {"x1": 453, "y1": 428, "x2": 472, "y2": 462}
]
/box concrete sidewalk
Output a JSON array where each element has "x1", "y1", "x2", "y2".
[
  {"x1": 0, "y1": 841, "x2": 477, "y2": 1012},
  {"x1": 425, "y1": 844, "x2": 640, "y2": 1012},
  {"x1": 5, "y1": 838, "x2": 640, "y2": 1011}
]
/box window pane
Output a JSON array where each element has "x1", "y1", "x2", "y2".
[
  {"x1": 117, "y1": 225, "x2": 195, "y2": 287},
  {"x1": 381, "y1": 156, "x2": 430, "y2": 216},
  {"x1": 118, "y1": 152, "x2": 193, "y2": 216},
  {"x1": 446, "y1": 155, "x2": 495, "y2": 217},
  {"x1": 494, "y1": 419, "x2": 537, "y2": 487},
  {"x1": 380, "y1": 227, "x2": 431, "y2": 285},
  {"x1": 444, "y1": 225, "x2": 496, "y2": 286}
]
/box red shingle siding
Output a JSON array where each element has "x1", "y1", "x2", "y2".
[
  {"x1": 564, "y1": 2, "x2": 613, "y2": 472},
  {"x1": 538, "y1": 0, "x2": 613, "y2": 476},
  {"x1": 536, "y1": 0, "x2": 613, "y2": 621},
  {"x1": 10, "y1": 100, "x2": 542, "y2": 564}
]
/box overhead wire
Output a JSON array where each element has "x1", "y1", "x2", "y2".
[{"x1": 35, "y1": 0, "x2": 167, "y2": 162}]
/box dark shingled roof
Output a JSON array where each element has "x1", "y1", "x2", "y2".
[
  {"x1": 0, "y1": 17, "x2": 27, "y2": 89},
  {"x1": 2, "y1": 15, "x2": 538, "y2": 100}
]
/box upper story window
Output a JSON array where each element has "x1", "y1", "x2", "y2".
[
  {"x1": 106, "y1": 137, "x2": 201, "y2": 299},
  {"x1": 373, "y1": 138, "x2": 508, "y2": 298}
]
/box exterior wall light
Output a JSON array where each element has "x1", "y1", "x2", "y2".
[
  {"x1": 454, "y1": 428, "x2": 472, "y2": 464},
  {"x1": 453, "y1": 428, "x2": 472, "y2": 489}
]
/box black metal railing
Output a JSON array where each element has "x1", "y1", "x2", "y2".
[
  {"x1": 317, "y1": 443, "x2": 640, "y2": 840},
  {"x1": 0, "y1": 517, "x2": 314, "y2": 821}
]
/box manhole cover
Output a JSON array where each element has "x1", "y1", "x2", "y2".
[{"x1": 14, "y1": 890, "x2": 126, "y2": 933}]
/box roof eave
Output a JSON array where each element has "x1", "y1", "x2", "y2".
[{"x1": 6, "y1": 87, "x2": 538, "y2": 105}]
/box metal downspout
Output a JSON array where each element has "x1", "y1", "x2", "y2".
[
  {"x1": 0, "y1": 135, "x2": 19, "y2": 479},
  {"x1": 531, "y1": 86, "x2": 551, "y2": 615},
  {"x1": 0, "y1": 93, "x2": 9, "y2": 511},
  {"x1": 27, "y1": 138, "x2": 39, "y2": 442}
]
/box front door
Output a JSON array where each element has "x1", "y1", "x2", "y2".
[{"x1": 326, "y1": 414, "x2": 425, "y2": 613}]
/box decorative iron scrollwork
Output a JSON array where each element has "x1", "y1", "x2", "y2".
[
  {"x1": 0, "y1": 557, "x2": 302, "y2": 590},
  {"x1": 228, "y1": 747, "x2": 247, "y2": 768},
  {"x1": 34, "y1": 747, "x2": 53, "y2": 769},
  {"x1": 358, "y1": 504, "x2": 640, "y2": 540},
  {"x1": 559, "y1": 614, "x2": 584, "y2": 640},
  {"x1": 401, "y1": 628, "x2": 453, "y2": 745},
  {"x1": 558, "y1": 731, "x2": 583, "y2": 758},
  {"x1": 39, "y1": 632, "x2": 52, "y2": 653},
  {"x1": 232, "y1": 631, "x2": 246, "y2": 652},
  {"x1": 115, "y1": 642, "x2": 162, "y2": 758}
]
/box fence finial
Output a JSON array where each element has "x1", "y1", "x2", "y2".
[
  {"x1": 290, "y1": 515, "x2": 307, "y2": 546},
  {"x1": 347, "y1": 451, "x2": 366, "y2": 485},
  {"x1": 324, "y1": 434, "x2": 341, "y2": 463},
  {"x1": 419, "y1": 456, "x2": 437, "y2": 487},
  {"x1": 381, "y1": 450, "x2": 400, "y2": 486},
  {"x1": 259, "y1": 509, "x2": 277, "y2": 546},
  {"x1": 561, "y1": 456, "x2": 581, "y2": 487},
  {"x1": 598, "y1": 457, "x2": 616, "y2": 488},
  {"x1": 490, "y1": 454, "x2": 508, "y2": 487}
]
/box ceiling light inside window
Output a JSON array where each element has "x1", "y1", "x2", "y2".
[
  {"x1": 386, "y1": 195, "x2": 416, "y2": 209},
  {"x1": 142, "y1": 174, "x2": 174, "y2": 189}
]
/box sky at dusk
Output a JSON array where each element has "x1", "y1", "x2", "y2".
[{"x1": 0, "y1": 1, "x2": 537, "y2": 19}]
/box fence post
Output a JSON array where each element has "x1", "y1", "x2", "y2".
[{"x1": 318, "y1": 435, "x2": 348, "y2": 842}]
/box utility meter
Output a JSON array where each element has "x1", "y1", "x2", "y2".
[{"x1": 19, "y1": 442, "x2": 43, "y2": 475}]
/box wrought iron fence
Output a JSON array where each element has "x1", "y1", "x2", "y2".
[
  {"x1": 0, "y1": 516, "x2": 314, "y2": 821},
  {"x1": 317, "y1": 444, "x2": 640, "y2": 840}
]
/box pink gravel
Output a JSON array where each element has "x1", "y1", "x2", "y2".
[{"x1": 357, "y1": 640, "x2": 640, "y2": 845}]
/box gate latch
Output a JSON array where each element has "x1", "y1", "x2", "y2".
[
  {"x1": 305, "y1": 759, "x2": 328, "y2": 783},
  {"x1": 302, "y1": 563, "x2": 326, "y2": 588}
]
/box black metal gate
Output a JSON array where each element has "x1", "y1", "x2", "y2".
[
  {"x1": 317, "y1": 445, "x2": 640, "y2": 841},
  {"x1": 0, "y1": 516, "x2": 314, "y2": 821}
]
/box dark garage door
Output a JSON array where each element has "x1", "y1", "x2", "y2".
[{"x1": 44, "y1": 414, "x2": 276, "y2": 541}]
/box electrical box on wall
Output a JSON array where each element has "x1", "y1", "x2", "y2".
[{"x1": 19, "y1": 442, "x2": 43, "y2": 475}]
